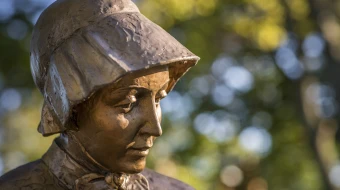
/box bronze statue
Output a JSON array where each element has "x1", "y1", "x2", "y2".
[{"x1": 0, "y1": 0, "x2": 199, "y2": 189}]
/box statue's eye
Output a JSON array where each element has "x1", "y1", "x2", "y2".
[
  {"x1": 120, "y1": 102, "x2": 136, "y2": 113},
  {"x1": 159, "y1": 90, "x2": 167, "y2": 98},
  {"x1": 114, "y1": 95, "x2": 137, "y2": 113},
  {"x1": 155, "y1": 90, "x2": 167, "y2": 107}
]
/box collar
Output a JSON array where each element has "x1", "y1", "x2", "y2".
[
  {"x1": 42, "y1": 139, "x2": 149, "y2": 190},
  {"x1": 42, "y1": 140, "x2": 89, "y2": 189}
]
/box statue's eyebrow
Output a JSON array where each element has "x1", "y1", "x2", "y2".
[
  {"x1": 108, "y1": 79, "x2": 170, "y2": 101},
  {"x1": 115, "y1": 79, "x2": 170, "y2": 92},
  {"x1": 108, "y1": 88, "x2": 137, "y2": 96},
  {"x1": 106, "y1": 88, "x2": 137, "y2": 102}
]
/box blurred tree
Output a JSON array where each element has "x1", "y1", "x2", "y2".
[{"x1": 1, "y1": 0, "x2": 340, "y2": 190}]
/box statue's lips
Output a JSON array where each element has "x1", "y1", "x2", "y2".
[{"x1": 127, "y1": 147, "x2": 151, "y2": 157}]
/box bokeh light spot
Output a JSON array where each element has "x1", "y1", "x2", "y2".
[
  {"x1": 161, "y1": 91, "x2": 194, "y2": 120},
  {"x1": 329, "y1": 164, "x2": 340, "y2": 187},
  {"x1": 224, "y1": 66, "x2": 254, "y2": 93},
  {"x1": 191, "y1": 156, "x2": 219, "y2": 179},
  {"x1": 306, "y1": 84, "x2": 338, "y2": 118},
  {"x1": 257, "y1": 24, "x2": 286, "y2": 51},
  {"x1": 220, "y1": 165, "x2": 243, "y2": 187},
  {"x1": 302, "y1": 33, "x2": 325, "y2": 58},
  {"x1": 211, "y1": 56, "x2": 235, "y2": 78},
  {"x1": 189, "y1": 76, "x2": 212, "y2": 98},
  {"x1": 0, "y1": 0, "x2": 15, "y2": 21},
  {"x1": 7, "y1": 19, "x2": 28, "y2": 40},
  {"x1": 275, "y1": 46, "x2": 304, "y2": 80},
  {"x1": 212, "y1": 84, "x2": 234, "y2": 107},
  {"x1": 194, "y1": 111, "x2": 238, "y2": 143},
  {"x1": 194, "y1": 113, "x2": 216, "y2": 136},
  {"x1": 0, "y1": 89, "x2": 22, "y2": 112},
  {"x1": 239, "y1": 126, "x2": 272, "y2": 155}
]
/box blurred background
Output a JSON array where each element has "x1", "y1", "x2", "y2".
[{"x1": 1, "y1": 0, "x2": 340, "y2": 189}]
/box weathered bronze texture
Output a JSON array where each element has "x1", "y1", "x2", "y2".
[{"x1": 0, "y1": 0, "x2": 199, "y2": 189}]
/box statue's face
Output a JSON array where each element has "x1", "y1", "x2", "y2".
[{"x1": 74, "y1": 66, "x2": 169, "y2": 174}]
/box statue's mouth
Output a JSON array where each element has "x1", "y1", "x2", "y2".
[{"x1": 127, "y1": 147, "x2": 150, "y2": 157}]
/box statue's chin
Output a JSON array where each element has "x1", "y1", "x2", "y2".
[{"x1": 108, "y1": 157, "x2": 146, "y2": 174}]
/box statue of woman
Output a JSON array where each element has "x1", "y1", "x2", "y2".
[{"x1": 0, "y1": 0, "x2": 199, "y2": 189}]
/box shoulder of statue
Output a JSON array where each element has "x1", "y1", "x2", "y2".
[
  {"x1": 0, "y1": 159, "x2": 63, "y2": 190},
  {"x1": 141, "y1": 168, "x2": 195, "y2": 190}
]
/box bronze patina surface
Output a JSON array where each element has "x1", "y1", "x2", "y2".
[{"x1": 0, "y1": 0, "x2": 199, "y2": 189}]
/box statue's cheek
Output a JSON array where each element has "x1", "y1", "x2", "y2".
[{"x1": 116, "y1": 114, "x2": 129, "y2": 129}]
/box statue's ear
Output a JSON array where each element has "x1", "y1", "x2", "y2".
[{"x1": 38, "y1": 101, "x2": 67, "y2": 136}]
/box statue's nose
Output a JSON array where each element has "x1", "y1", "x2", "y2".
[{"x1": 139, "y1": 96, "x2": 162, "y2": 137}]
